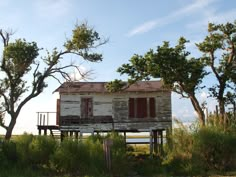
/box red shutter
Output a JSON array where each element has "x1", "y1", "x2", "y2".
[
  {"x1": 149, "y1": 97, "x2": 156, "y2": 118},
  {"x1": 129, "y1": 98, "x2": 135, "y2": 118},
  {"x1": 56, "y1": 99, "x2": 60, "y2": 125},
  {"x1": 137, "y1": 98, "x2": 147, "y2": 118}
]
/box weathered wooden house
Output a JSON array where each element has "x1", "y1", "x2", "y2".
[{"x1": 37, "y1": 81, "x2": 172, "y2": 150}]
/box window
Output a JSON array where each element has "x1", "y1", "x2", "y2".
[
  {"x1": 129, "y1": 97, "x2": 156, "y2": 118},
  {"x1": 81, "y1": 98, "x2": 93, "y2": 118}
]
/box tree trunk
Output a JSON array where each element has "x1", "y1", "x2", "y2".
[
  {"x1": 218, "y1": 98, "x2": 225, "y2": 124},
  {"x1": 218, "y1": 83, "x2": 226, "y2": 125},
  {"x1": 5, "y1": 116, "x2": 17, "y2": 140},
  {"x1": 190, "y1": 95, "x2": 205, "y2": 126}
]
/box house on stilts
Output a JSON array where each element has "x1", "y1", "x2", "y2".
[{"x1": 37, "y1": 80, "x2": 172, "y2": 153}]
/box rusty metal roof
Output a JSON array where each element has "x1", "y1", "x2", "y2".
[{"x1": 55, "y1": 80, "x2": 165, "y2": 93}]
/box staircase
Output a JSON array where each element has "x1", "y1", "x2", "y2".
[{"x1": 49, "y1": 127, "x2": 61, "y2": 138}]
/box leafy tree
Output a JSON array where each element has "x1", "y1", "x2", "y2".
[
  {"x1": 107, "y1": 37, "x2": 207, "y2": 126},
  {"x1": 196, "y1": 21, "x2": 236, "y2": 123},
  {"x1": 0, "y1": 23, "x2": 107, "y2": 140}
]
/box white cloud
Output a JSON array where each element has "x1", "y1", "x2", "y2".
[
  {"x1": 34, "y1": 0, "x2": 71, "y2": 20},
  {"x1": 69, "y1": 65, "x2": 95, "y2": 81},
  {"x1": 186, "y1": 9, "x2": 236, "y2": 30},
  {"x1": 127, "y1": 0, "x2": 218, "y2": 37},
  {"x1": 127, "y1": 20, "x2": 157, "y2": 37},
  {"x1": 200, "y1": 91, "x2": 208, "y2": 101}
]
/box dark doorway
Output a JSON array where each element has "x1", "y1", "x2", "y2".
[{"x1": 81, "y1": 98, "x2": 93, "y2": 118}]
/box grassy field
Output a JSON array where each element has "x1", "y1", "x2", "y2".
[{"x1": 1, "y1": 129, "x2": 236, "y2": 177}]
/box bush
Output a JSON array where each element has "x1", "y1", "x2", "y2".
[
  {"x1": 105, "y1": 132, "x2": 129, "y2": 176},
  {"x1": 0, "y1": 140, "x2": 17, "y2": 168},
  {"x1": 193, "y1": 127, "x2": 236, "y2": 172},
  {"x1": 15, "y1": 133, "x2": 34, "y2": 165},
  {"x1": 163, "y1": 122, "x2": 193, "y2": 176},
  {"x1": 85, "y1": 137, "x2": 106, "y2": 174},
  {"x1": 51, "y1": 139, "x2": 90, "y2": 175},
  {"x1": 29, "y1": 136, "x2": 57, "y2": 166}
]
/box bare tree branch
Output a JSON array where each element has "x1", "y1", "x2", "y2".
[{"x1": 0, "y1": 29, "x2": 14, "y2": 47}]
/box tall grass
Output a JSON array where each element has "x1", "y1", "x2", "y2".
[
  {"x1": 163, "y1": 119, "x2": 236, "y2": 176},
  {"x1": 1, "y1": 124, "x2": 236, "y2": 177}
]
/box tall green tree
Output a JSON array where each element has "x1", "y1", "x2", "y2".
[
  {"x1": 0, "y1": 23, "x2": 107, "y2": 140},
  {"x1": 196, "y1": 21, "x2": 236, "y2": 123},
  {"x1": 107, "y1": 37, "x2": 207, "y2": 126}
]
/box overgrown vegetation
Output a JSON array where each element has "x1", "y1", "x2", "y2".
[
  {"x1": 163, "y1": 119, "x2": 236, "y2": 176},
  {"x1": 1, "y1": 124, "x2": 236, "y2": 177},
  {"x1": 0, "y1": 133, "x2": 127, "y2": 177}
]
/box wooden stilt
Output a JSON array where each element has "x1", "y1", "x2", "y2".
[
  {"x1": 149, "y1": 131, "x2": 153, "y2": 156},
  {"x1": 153, "y1": 130, "x2": 158, "y2": 154},
  {"x1": 38, "y1": 128, "x2": 41, "y2": 135},
  {"x1": 75, "y1": 131, "x2": 79, "y2": 139},
  {"x1": 124, "y1": 131, "x2": 127, "y2": 147},
  {"x1": 61, "y1": 131, "x2": 65, "y2": 141},
  {"x1": 158, "y1": 130, "x2": 163, "y2": 155},
  {"x1": 70, "y1": 131, "x2": 73, "y2": 137},
  {"x1": 44, "y1": 129, "x2": 47, "y2": 135}
]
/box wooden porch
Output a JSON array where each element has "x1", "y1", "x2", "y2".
[{"x1": 36, "y1": 112, "x2": 169, "y2": 155}]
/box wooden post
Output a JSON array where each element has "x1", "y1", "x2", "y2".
[
  {"x1": 153, "y1": 130, "x2": 158, "y2": 154},
  {"x1": 44, "y1": 128, "x2": 47, "y2": 135},
  {"x1": 103, "y1": 139, "x2": 113, "y2": 171},
  {"x1": 149, "y1": 131, "x2": 153, "y2": 156},
  {"x1": 47, "y1": 112, "x2": 49, "y2": 125},
  {"x1": 70, "y1": 131, "x2": 73, "y2": 137},
  {"x1": 159, "y1": 130, "x2": 163, "y2": 155},
  {"x1": 39, "y1": 114, "x2": 42, "y2": 125},
  {"x1": 37, "y1": 113, "x2": 39, "y2": 125},
  {"x1": 38, "y1": 128, "x2": 41, "y2": 135},
  {"x1": 160, "y1": 130, "x2": 163, "y2": 147},
  {"x1": 75, "y1": 131, "x2": 79, "y2": 139},
  {"x1": 61, "y1": 131, "x2": 65, "y2": 141}
]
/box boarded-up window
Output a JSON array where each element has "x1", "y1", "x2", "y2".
[
  {"x1": 81, "y1": 98, "x2": 93, "y2": 118},
  {"x1": 129, "y1": 97, "x2": 155, "y2": 118}
]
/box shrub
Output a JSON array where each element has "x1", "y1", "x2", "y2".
[
  {"x1": 0, "y1": 140, "x2": 17, "y2": 168},
  {"x1": 51, "y1": 139, "x2": 90, "y2": 175},
  {"x1": 105, "y1": 132, "x2": 129, "y2": 176},
  {"x1": 15, "y1": 133, "x2": 34, "y2": 165},
  {"x1": 193, "y1": 127, "x2": 236, "y2": 172},
  {"x1": 163, "y1": 122, "x2": 193, "y2": 176},
  {"x1": 29, "y1": 136, "x2": 57, "y2": 166},
  {"x1": 85, "y1": 137, "x2": 106, "y2": 174}
]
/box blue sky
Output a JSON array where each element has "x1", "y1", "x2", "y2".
[{"x1": 0, "y1": 0, "x2": 235, "y2": 134}]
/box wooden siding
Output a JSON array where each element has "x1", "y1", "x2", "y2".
[{"x1": 59, "y1": 92, "x2": 171, "y2": 130}]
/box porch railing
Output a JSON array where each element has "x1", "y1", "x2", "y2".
[{"x1": 37, "y1": 112, "x2": 57, "y2": 126}]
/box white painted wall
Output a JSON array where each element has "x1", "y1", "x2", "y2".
[
  {"x1": 60, "y1": 95, "x2": 81, "y2": 116},
  {"x1": 93, "y1": 95, "x2": 113, "y2": 116}
]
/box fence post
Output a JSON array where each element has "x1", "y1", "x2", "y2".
[{"x1": 103, "y1": 139, "x2": 113, "y2": 171}]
